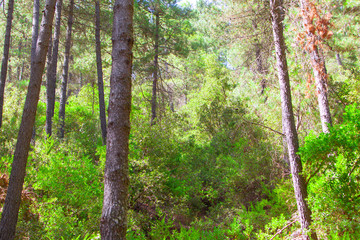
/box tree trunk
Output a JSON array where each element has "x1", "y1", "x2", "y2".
[
  {"x1": 269, "y1": 0, "x2": 317, "y2": 239},
  {"x1": 17, "y1": 41, "x2": 23, "y2": 81},
  {"x1": 8, "y1": 65, "x2": 12, "y2": 82},
  {"x1": 80, "y1": 72, "x2": 83, "y2": 88},
  {"x1": 31, "y1": 0, "x2": 40, "y2": 63},
  {"x1": 95, "y1": 0, "x2": 107, "y2": 145},
  {"x1": 0, "y1": 0, "x2": 56, "y2": 238},
  {"x1": 46, "y1": 36, "x2": 53, "y2": 84},
  {"x1": 46, "y1": 0, "x2": 63, "y2": 137},
  {"x1": 151, "y1": 11, "x2": 159, "y2": 125},
  {"x1": 336, "y1": 53, "x2": 343, "y2": 66},
  {"x1": 19, "y1": 62, "x2": 24, "y2": 81},
  {"x1": 100, "y1": 0, "x2": 134, "y2": 238},
  {"x1": 58, "y1": 0, "x2": 74, "y2": 138},
  {"x1": 0, "y1": 0, "x2": 14, "y2": 128},
  {"x1": 299, "y1": 0, "x2": 332, "y2": 133}
]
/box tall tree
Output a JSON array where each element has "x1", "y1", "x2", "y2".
[
  {"x1": 0, "y1": 0, "x2": 57, "y2": 238},
  {"x1": 151, "y1": 10, "x2": 160, "y2": 125},
  {"x1": 269, "y1": 0, "x2": 317, "y2": 239},
  {"x1": 0, "y1": 0, "x2": 15, "y2": 128},
  {"x1": 299, "y1": 0, "x2": 332, "y2": 133},
  {"x1": 46, "y1": 0, "x2": 63, "y2": 136},
  {"x1": 135, "y1": 0, "x2": 191, "y2": 123},
  {"x1": 95, "y1": 0, "x2": 107, "y2": 144},
  {"x1": 58, "y1": 0, "x2": 74, "y2": 138},
  {"x1": 31, "y1": 0, "x2": 41, "y2": 62},
  {"x1": 31, "y1": 0, "x2": 41, "y2": 144},
  {"x1": 100, "y1": 0, "x2": 134, "y2": 238}
]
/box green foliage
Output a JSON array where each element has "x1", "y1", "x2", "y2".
[
  {"x1": 2, "y1": 0, "x2": 360, "y2": 238},
  {"x1": 300, "y1": 104, "x2": 360, "y2": 238},
  {"x1": 26, "y1": 137, "x2": 103, "y2": 239},
  {"x1": 0, "y1": 83, "x2": 26, "y2": 156}
]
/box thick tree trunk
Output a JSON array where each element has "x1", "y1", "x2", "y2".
[
  {"x1": 299, "y1": 0, "x2": 332, "y2": 133},
  {"x1": 31, "y1": 0, "x2": 40, "y2": 62},
  {"x1": 95, "y1": 0, "x2": 107, "y2": 145},
  {"x1": 269, "y1": 0, "x2": 317, "y2": 239},
  {"x1": 46, "y1": 0, "x2": 62, "y2": 137},
  {"x1": 0, "y1": 0, "x2": 14, "y2": 128},
  {"x1": 100, "y1": 0, "x2": 134, "y2": 238},
  {"x1": 58, "y1": 0, "x2": 74, "y2": 138},
  {"x1": 151, "y1": 11, "x2": 160, "y2": 125},
  {"x1": 0, "y1": 1, "x2": 56, "y2": 239}
]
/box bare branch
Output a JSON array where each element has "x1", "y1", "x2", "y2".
[
  {"x1": 270, "y1": 219, "x2": 297, "y2": 240},
  {"x1": 242, "y1": 119, "x2": 284, "y2": 136}
]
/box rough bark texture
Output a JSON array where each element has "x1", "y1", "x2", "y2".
[
  {"x1": 0, "y1": 0, "x2": 14, "y2": 128},
  {"x1": 100, "y1": 0, "x2": 134, "y2": 238},
  {"x1": 46, "y1": 0, "x2": 62, "y2": 137},
  {"x1": 269, "y1": 0, "x2": 317, "y2": 239},
  {"x1": 299, "y1": 0, "x2": 332, "y2": 133},
  {"x1": 46, "y1": 36, "x2": 53, "y2": 86},
  {"x1": 31, "y1": 0, "x2": 40, "y2": 62},
  {"x1": 151, "y1": 11, "x2": 160, "y2": 125},
  {"x1": 58, "y1": 0, "x2": 74, "y2": 138},
  {"x1": 95, "y1": 0, "x2": 107, "y2": 145},
  {"x1": 0, "y1": 0, "x2": 56, "y2": 238}
]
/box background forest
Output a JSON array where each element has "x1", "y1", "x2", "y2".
[{"x1": 0, "y1": 0, "x2": 359, "y2": 239}]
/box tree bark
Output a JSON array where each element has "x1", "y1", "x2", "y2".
[
  {"x1": 58, "y1": 0, "x2": 74, "y2": 138},
  {"x1": 0, "y1": 0, "x2": 14, "y2": 128},
  {"x1": 100, "y1": 0, "x2": 134, "y2": 238},
  {"x1": 151, "y1": 11, "x2": 160, "y2": 125},
  {"x1": 0, "y1": 0, "x2": 56, "y2": 238},
  {"x1": 17, "y1": 42, "x2": 23, "y2": 81},
  {"x1": 31, "y1": 0, "x2": 40, "y2": 63},
  {"x1": 95, "y1": 0, "x2": 107, "y2": 145},
  {"x1": 46, "y1": 36, "x2": 53, "y2": 84},
  {"x1": 299, "y1": 0, "x2": 332, "y2": 133},
  {"x1": 269, "y1": 0, "x2": 317, "y2": 239},
  {"x1": 46, "y1": 0, "x2": 63, "y2": 137},
  {"x1": 336, "y1": 53, "x2": 343, "y2": 66}
]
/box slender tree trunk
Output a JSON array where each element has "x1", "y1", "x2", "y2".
[
  {"x1": 79, "y1": 72, "x2": 83, "y2": 88},
  {"x1": 8, "y1": 65, "x2": 12, "y2": 82},
  {"x1": 31, "y1": 0, "x2": 40, "y2": 62},
  {"x1": 269, "y1": 0, "x2": 317, "y2": 239},
  {"x1": 58, "y1": 0, "x2": 74, "y2": 138},
  {"x1": 46, "y1": 0, "x2": 62, "y2": 137},
  {"x1": 151, "y1": 11, "x2": 160, "y2": 125},
  {"x1": 19, "y1": 62, "x2": 24, "y2": 81},
  {"x1": 30, "y1": 0, "x2": 41, "y2": 144},
  {"x1": 17, "y1": 42, "x2": 22, "y2": 81},
  {"x1": 299, "y1": 0, "x2": 332, "y2": 133},
  {"x1": 336, "y1": 53, "x2": 343, "y2": 66},
  {"x1": 0, "y1": 1, "x2": 56, "y2": 238},
  {"x1": 46, "y1": 36, "x2": 53, "y2": 82},
  {"x1": 95, "y1": 0, "x2": 107, "y2": 145},
  {"x1": 0, "y1": 0, "x2": 14, "y2": 128},
  {"x1": 100, "y1": 0, "x2": 134, "y2": 238}
]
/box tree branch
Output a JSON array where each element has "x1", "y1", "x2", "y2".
[
  {"x1": 348, "y1": 157, "x2": 360, "y2": 178},
  {"x1": 306, "y1": 159, "x2": 326, "y2": 185},
  {"x1": 242, "y1": 119, "x2": 284, "y2": 136},
  {"x1": 270, "y1": 219, "x2": 297, "y2": 240}
]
